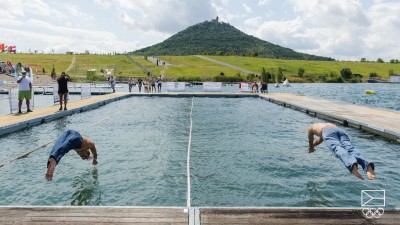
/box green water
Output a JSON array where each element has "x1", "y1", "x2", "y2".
[{"x1": 0, "y1": 97, "x2": 399, "y2": 208}]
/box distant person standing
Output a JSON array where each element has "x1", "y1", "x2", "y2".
[
  {"x1": 57, "y1": 72, "x2": 71, "y2": 111},
  {"x1": 16, "y1": 70, "x2": 33, "y2": 113},
  {"x1": 252, "y1": 81, "x2": 259, "y2": 93},
  {"x1": 261, "y1": 82, "x2": 268, "y2": 93},
  {"x1": 157, "y1": 75, "x2": 163, "y2": 92},
  {"x1": 138, "y1": 78, "x2": 143, "y2": 92},
  {"x1": 151, "y1": 76, "x2": 156, "y2": 93},
  {"x1": 109, "y1": 76, "x2": 116, "y2": 93},
  {"x1": 128, "y1": 77, "x2": 134, "y2": 92}
]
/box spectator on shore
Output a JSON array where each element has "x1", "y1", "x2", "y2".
[
  {"x1": 261, "y1": 82, "x2": 268, "y2": 93},
  {"x1": 128, "y1": 77, "x2": 133, "y2": 92},
  {"x1": 109, "y1": 76, "x2": 116, "y2": 93},
  {"x1": 57, "y1": 72, "x2": 71, "y2": 111},
  {"x1": 157, "y1": 75, "x2": 163, "y2": 92},
  {"x1": 138, "y1": 78, "x2": 143, "y2": 92},
  {"x1": 151, "y1": 76, "x2": 156, "y2": 93},
  {"x1": 16, "y1": 70, "x2": 33, "y2": 113}
]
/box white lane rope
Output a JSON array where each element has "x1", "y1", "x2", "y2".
[{"x1": 187, "y1": 97, "x2": 194, "y2": 208}]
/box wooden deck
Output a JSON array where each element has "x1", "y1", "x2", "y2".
[
  {"x1": 261, "y1": 93, "x2": 400, "y2": 142},
  {"x1": 0, "y1": 207, "x2": 188, "y2": 225},
  {"x1": 0, "y1": 207, "x2": 398, "y2": 225},
  {"x1": 0, "y1": 92, "x2": 131, "y2": 136},
  {"x1": 200, "y1": 208, "x2": 400, "y2": 225}
]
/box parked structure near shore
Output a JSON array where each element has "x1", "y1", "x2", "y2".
[{"x1": 390, "y1": 74, "x2": 400, "y2": 83}]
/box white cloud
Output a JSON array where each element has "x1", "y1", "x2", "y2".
[
  {"x1": 93, "y1": 0, "x2": 112, "y2": 9},
  {"x1": 239, "y1": 0, "x2": 400, "y2": 60},
  {"x1": 0, "y1": 0, "x2": 399, "y2": 60},
  {"x1": 243, "y1": 3, "x2": 253, "y2": 13},
  {"x1": 112, "y1": 0, "x2": 216, "y2": 33},
  {"x1": 63, "y1": 3, "x2": 93, "y2": 21},
  {"x1": 258, "y1": 0, "x2": 271, "y2": 6}
]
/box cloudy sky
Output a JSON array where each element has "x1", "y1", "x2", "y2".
[{"x1": 1, "y1": 0, "x2": 399, "y2": 61}]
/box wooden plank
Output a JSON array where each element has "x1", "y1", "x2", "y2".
[
  {"x1": 200, "y1": 208, "x2": 400, "y2": 225},
  {"x1": 0, "y1": 92, "x2": 129, "y2": 127},
  {"x1": 0, "y1": 207, "x2": 188, "y2": 225}
]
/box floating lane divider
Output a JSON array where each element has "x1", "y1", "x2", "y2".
[
  {"x1": 187, "y1": 97, "x2": 194, "y2": 208},
  {"x1": 0, "y1": 105, "x2": 128, "y2": 169}
]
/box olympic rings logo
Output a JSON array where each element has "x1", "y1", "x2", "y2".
[{"x1": 362, "y1": 208, "x2": 384, "y2": 218}]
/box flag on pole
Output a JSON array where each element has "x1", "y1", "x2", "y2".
[
  {"x1": 0, "y1": 43, "x2": 4, "y2": 52},
  {"x1": 8, "y1": 46, "x2": 16, "y2": 53}
]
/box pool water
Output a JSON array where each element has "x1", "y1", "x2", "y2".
[{"x1": 0, "y1": 96, "x2": 399, "y2": 208}]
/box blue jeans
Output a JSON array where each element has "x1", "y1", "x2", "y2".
[
  {"x1": 48, "y1": 130, "x2": 83, "y2": 167},
  {"x1": 322, "y1": 127, "x2": 373, "y2": 173}
]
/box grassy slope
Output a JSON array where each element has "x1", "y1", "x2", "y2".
[
  {"x1": 2, "y1": 54, "x2": 147, "y2": 79},
  {"x1": 3, "y1": 54, "x2": 399, "y2": 81},
  {"x1": 206, "y1": 56, "x2": 400, "y2": 79},
  {"x1": 3, "y1": 54, "x2": 73, "y2": 74},
  {"x1": 157, "y1": 56, "x2": 243, "y2": 81}
]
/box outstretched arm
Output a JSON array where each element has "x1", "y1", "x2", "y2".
[
  {"x1": 308, "y1": 125, "x2": 323, "y2": 153},
  {"x1": 90, "y1": 143, "x2": 98, "y2": 165},
  {"x1": 308, "y1": 126, "x2": 316, "y2": 153}
]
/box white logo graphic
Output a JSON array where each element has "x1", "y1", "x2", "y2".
[
  {"x1": 361, "y1": 190, "x2": 385, "y2": 207},
  {"x1": 361, "y1": 190, "x2": 385, "y2": 218},
  {"x1": 362, "y1": 208, "x2": 384, "y2": 218}
]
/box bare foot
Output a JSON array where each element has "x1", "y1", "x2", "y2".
[
  {"x1": 366, "y1": 164, "x2": 376, "y2": 180},
  {"x1": 351, "y1": 164, "x2": 364, "y2": 180},
  {"x1": 45, "y1": 158, "x2": 56, "y2": 181}
]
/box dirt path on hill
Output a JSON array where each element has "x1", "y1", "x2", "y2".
[
  {"x1": 66, "y1": 54, "x2": 76, "y2": 72},
  {"x1": 195, "y1": 55, "x2": 258, "y2": 75}
]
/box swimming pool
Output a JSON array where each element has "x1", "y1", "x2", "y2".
[{"x1": 0, "y1": 96, "x2": 399, "y2": 208}]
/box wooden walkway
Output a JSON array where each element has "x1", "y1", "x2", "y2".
[
  {"x1": 261, "y1": 93, "x2": 400, "y2": 142},
  {"x1": 0, "y1": 207, "x2": 398, "y2": 225},
  {"x1": 0, "y1": 207, "x2": 188, "y2": 225},
  {"x1": 200, "y1": 208, "x2": 400, "y2": 225},
  {"x1": 0, "y1": 93, "x2": 131, "y2": 136}
]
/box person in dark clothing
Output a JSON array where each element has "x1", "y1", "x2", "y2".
[{"x1": 57, "y1": 72, "x2": 71, "y2": 110}]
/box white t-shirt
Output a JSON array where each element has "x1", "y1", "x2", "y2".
[{"x1": 18, "y1": 76, "x2": 31, "y2": 91}]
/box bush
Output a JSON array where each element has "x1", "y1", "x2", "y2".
[
  {"x1": 340, "y1": 68, "x2": 352, "y2": 80},
  {"x1": 246, "y1": 73, "x2": 256, "y2": 81},
  {"x1": 213, "y1": 75, "x2": 244, "y2": 82},
  {"x1": 326, "y1": 76, "x2": 344, "y2": 83},
  {"x1": 298, "y1": 68, "x2": 305, "y2": 77},
  {"x1": 369, "y1": 72, "x2": 378, "y2": 78}
]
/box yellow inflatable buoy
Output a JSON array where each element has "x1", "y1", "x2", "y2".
[{"x1": 365, "y1": 90, "x2": 376, "y2": 94}]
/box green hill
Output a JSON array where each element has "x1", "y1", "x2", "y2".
[{"x1": 131, "y1": 20, "x2": 334, "y2": 61}]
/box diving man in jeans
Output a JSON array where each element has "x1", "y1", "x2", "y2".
[
  {"x1": 308, "y1": 123, "x2": 375, "y2": 180},
  {"x1": 45, "y1": 130, "x2": 98, "y2": 181}
]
